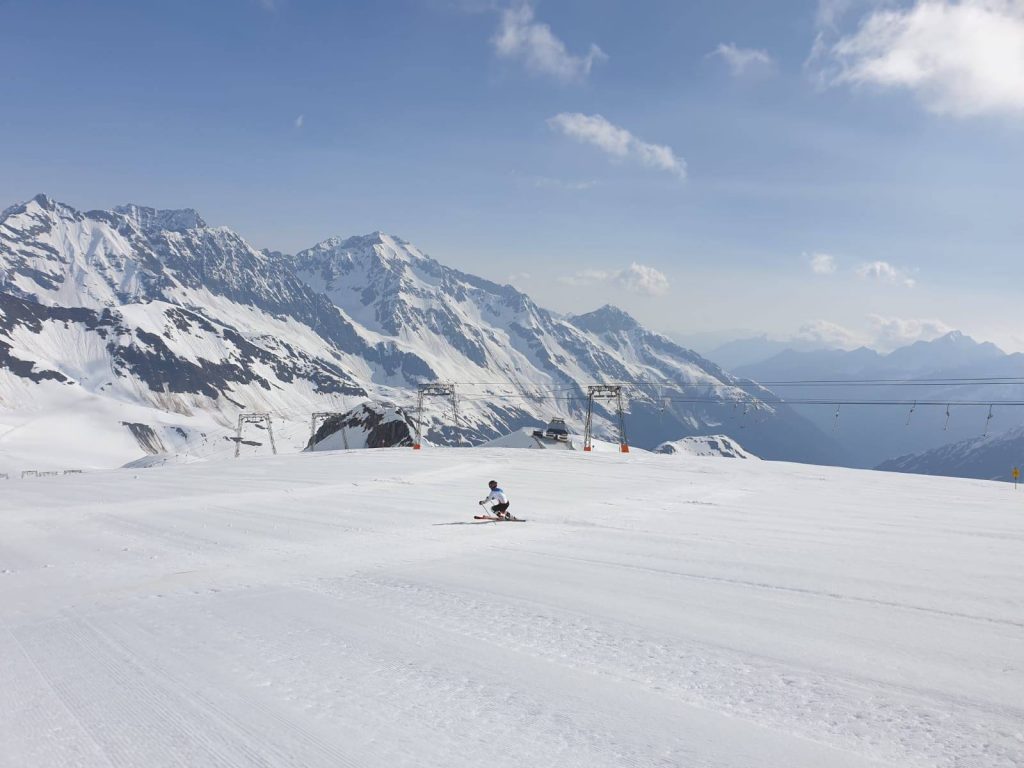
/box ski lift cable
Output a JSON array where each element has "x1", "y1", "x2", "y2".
[
  {"x1": 450, "y1": 392, "x2": 1024, "y2": 406},
  {"x1": 439, "y1": 375, "x2": 1024, "y2": 388}
]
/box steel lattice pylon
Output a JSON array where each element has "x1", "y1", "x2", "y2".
[
  {"x1": 414, "y1": 383, "x2": 458, "y2": 449},
  {"x1": 310, "y1": 411, "x2": 349, "y2": 450},
  {"x1": 235, "y1": 413, "x2": 277, "y2": 458},
  {"x1": 582, "y1": 385, "x2": 629, "y2": 453}
]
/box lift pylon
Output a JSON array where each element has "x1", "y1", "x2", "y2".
[
  {"x1": 414, "y1": 382, "x2": 459, "y2": 449},
  {"x1": 235, "y1": 413, "x2": 277, "y2": 458},
  {"x1": 310, "y1": 412, "x2": 349, "y2": 450},
  {"x1": 582, "y1": 385, "x2": 629, "y2": 453}
]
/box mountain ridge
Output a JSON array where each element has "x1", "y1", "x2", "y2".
[
  {"x1": 0, "y1": 194, "x2": 843, "y2": 471},
  {"x1": 731, "y1": 333, "x2": 1024, "y2": 468},
  {"x1": 877, "y1": 425, "x2": 1024, "y2": 482}
]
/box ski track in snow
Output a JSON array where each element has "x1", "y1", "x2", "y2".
[{"x1": 1, "y1": 448, "x2": 1022, "y2": 767}]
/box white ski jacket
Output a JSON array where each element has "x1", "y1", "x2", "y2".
[{"x1": 482, "y1": 488, "x2": 509, "y2": 505}]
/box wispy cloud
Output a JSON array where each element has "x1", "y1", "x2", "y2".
[
  {"x1": 709, "y1": 43, "x2": 775, "y2": 76},
  {"x1": 815, "y1": 0, "x2": 876, "y2": 29},
  {"x1": 819, "y1": 0, "x2": 1024, "y2": 117},
  {"x1": 856, "y1": 260, "x2": 916, "y2": 287},
  {"x1": 560, "y1": 263, "x2": 670, "y2": 296},
  {"x1": 547, "y1": 113, "x2": 686, "y2": 178},
  {"x1": 868, "y1": 314, "x2": 954, "y2": 349},
  {"x1": 294, "y1": 114, "x2": 304, "y2": 129},
  {"x1": 794, "y1": 319, "x2": 866, "y2": 348},
  {"x1": 617, "y1": 263, "x2": 671, "y2": 295},
  {"x1": 560, "y1": 269, "x2": 611, "y2": 287},
  {"x1": 492, "y1": 2, "x2": 606, "y2": 83},
  {"x1": 507, "y1": 271, "x2": 531, "y2": 285},
  {"x1": 808, "y1": 252, "x2": 837, "y2": 274},
  {"x1": 793, "y1": 314, "x2": 954, "y2": 351}
]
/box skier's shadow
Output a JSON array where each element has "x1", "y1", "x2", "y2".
[{"x1": 433, "y1": 520, "x2": 497, "y2": 526}]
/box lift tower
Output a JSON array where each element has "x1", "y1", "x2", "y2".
[
  {"x1": 582, "y1": 385, "x2": 629, "y2": 453},
  {"x1": 235, "y1": 413, "x2": 277, "y2": 458},
  {"x1": 310, "y1": 412, "x2": 350, "y2": 450},
  {"x1": 414, "y1": 383, "x2": 459, "y2": 449}
]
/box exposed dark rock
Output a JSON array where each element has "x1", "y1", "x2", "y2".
[{"x1": 121, "y1": 422, "x2": 166, "y2": 454}]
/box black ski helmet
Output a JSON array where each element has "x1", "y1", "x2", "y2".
[{"x1": 488, "y1": 480, "x2": 498, "y2": 488}]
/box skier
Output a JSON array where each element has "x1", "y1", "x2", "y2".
[{"x1": 479, "y1": 480, "x2": 511, "y2": 519}]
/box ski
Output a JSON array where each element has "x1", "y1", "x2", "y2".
[{"x1": 473, "y1": 515, "x2": 526, "y2": 522}]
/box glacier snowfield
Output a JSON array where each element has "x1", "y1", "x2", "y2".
[{"x1": 1, "y1": 448, "x2": 1022, "y2": 767}]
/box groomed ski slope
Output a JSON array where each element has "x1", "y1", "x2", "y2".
[{"x1": 1, "y1": 448, "x2": 1021, "y2": 768}]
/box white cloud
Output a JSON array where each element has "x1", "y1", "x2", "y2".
[
  {"x1": 794, "y1": 319, "x2": 867, "y2": 348},
  {"x1": 809, "y1": 252, "x2": 838, "y2": 274},
  {"x1": 294, "y1": 114, "x2": 304, "y2": 129},
  {"x1": 615, "y1": 263, "x2": 670, "y2": 296},
  {"x1": 547, "y1": 113, "x2": 687, "y2": 178},
  {"x1": 855, "y1": 260, "x2": 917, "y2": 287},
  {"x1": 559, "y1": 268, "x2": 614, "y2": 287},
  {"x1": 492, "y1": 2, "x2": 606, "y2": 83},
  {"x1": 560, "y1": 263, "x2": 670, "y2": 296},
  {"x1": 709, "y1": 43, "x2": 775, "y2": 76},
  {"x1": 868, "y1": 314, "x2": 954, "y2": 349},
  {"x1": 791, "y1": 314, "x2": 955, "y2": 351},
  {"x1": 548, "y1": 113, "x2": 631, "y2": 156},
  {"x1": 815, "y1": 0, "x2": 877, "y2": 29},
  {"x1": 507, "y1": 271, "x2": 531, "y2": 285},
  {"x1": 825, "y1": 0, "x2": 1024, "y2": 117}
]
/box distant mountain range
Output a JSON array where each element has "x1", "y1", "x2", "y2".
[
  {"x1": 728, "y1": 333, "x2": 1024, "y2": 468},
  {"x1": 878, "y1": 426, "x2": 1024, "y2": 483},
  {"x1": 704, "y1": 335, "x2": 842, "y2": 371},
  {"x1": 0, "y1": 194, "x2": 842, "y2": 472}
]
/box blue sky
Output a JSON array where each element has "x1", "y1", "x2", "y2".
[{"x1": 2, "y1": 0, "x2": 1023, "y2": 350}]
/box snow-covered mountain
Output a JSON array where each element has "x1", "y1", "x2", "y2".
[
  {"x1": 308, "y1": 401, "x2": 417, "y2": 451},
  {"x1": 655, "y1": 435, "x2": 757, "y2": 459},
  {"x1": 0, "y1": 194, "x2": 841, "y2": 471},
  {"x1": 877, "y1": 426, "x2": 1024, "y2": 482}
]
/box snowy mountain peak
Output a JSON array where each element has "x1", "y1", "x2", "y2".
[
  {"x1": 30, "y1": 192, "x2": 57, "y2": 211},
  {"x1": 350, "y1": 231, "x2": 424, "y2": 263},
  {"x1": 1, "y1": 193, "x2": 80, "y2": 226},
  {"x1": 569, "y1": 304, "x2": 640, "y2": 334},
  {"x1": 883, "y1": 330, "x2": 1005, "y2": 372},
  {"x1": 932, "y1": 330, "x2": 1004, "y2": 354},
  {"x1": 295, "y1": 232, "x2": 428, "y2": 271},
  {"x1": 113, "y1": 204, "x2": 208, "y2": 234}
]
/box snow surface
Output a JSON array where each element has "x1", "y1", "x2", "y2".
[{"x1": 2, "y1": 448, "x2": 1021, "y2": 767}]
